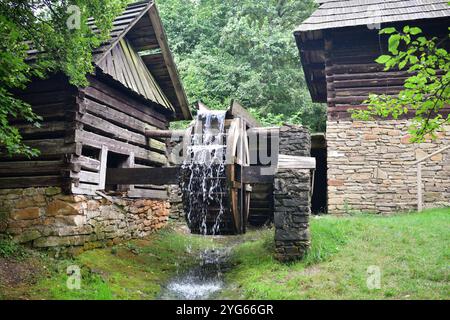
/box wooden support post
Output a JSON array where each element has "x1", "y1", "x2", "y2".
[
  {"x1": 118, "y1": 152, "x2": 135, "y2": 192},
  {"x1": 417, "y1": 163, "x2": 422, "y2": 212},
  {"x1": 99, "y1": 145, "x2": 108, "y2": 190}
]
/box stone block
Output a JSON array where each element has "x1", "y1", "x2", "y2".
[
  {"x1": 14, "y1": 229, "x2": 42, "y2": 243},
  {"x1": 87, "y1": 200, "x2": 100, "y2": 211},
  {"x1": 11, "y1": 207, "x2": 41, "y2": 220},
  {"x1": 55, "y1": 215, "x2": 86, "y2": 227},
  {"x1": 34, "y1": 235, "x2": 90, "y2": 247},
  {"x1": 45, "y1": 187, "x2": 61, "y2": 196},
  {"x1": 47, "y1": 200, "x2": 81, "y2": 216}
]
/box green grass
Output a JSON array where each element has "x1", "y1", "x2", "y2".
[
  {"x1": 2, "y1": 209, "x2": 449, "y2": 300},
  {"x1": 224, "y1": 208, "x2": 450, "y2": 300},
  {"x1": 29, "y1": 227, "x2": 220, "y2": 300}
]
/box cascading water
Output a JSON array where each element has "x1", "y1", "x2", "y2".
[
  {"x1": 160, "y1": 110, "x2": 237, "y2": 300},
  {"x1": 180, "y1": 110, "x2": 228, "y2": 235}
]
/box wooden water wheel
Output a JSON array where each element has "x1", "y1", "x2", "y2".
[{"x1": 181, "y1": 103, "x2": 252, "y2": 235}]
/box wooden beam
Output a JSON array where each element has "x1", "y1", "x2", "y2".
[
  {"x1": 145, "y1": 129, "x2": 185, "y2": 138},
  {"x1": 0, "y1": 160, "x2": 64, "y2": 176},
  {"x1": 98, "y1": 145, "x2": 108, "y2": 190},
  {"x1": 127, "y1": 188, "x2": 168, "y2": 199},
  {"x1": 227, "y1": 100, "x2": 261, "y2": 128},
  {"x1": 73, "y1": 156, "x2": 101, "y2": 172},
  {"x1": 0, "y1": 176, "x2": 63, "y2": 188},
  {"x1": 105, "y1": 167, "x2": 179, "y2": 185},
  {"x1": 278, "y1": 154, "x2": 316, "y2": 169},
  {"x1": 241, "y1": 166, "x2": 274, "y2": 184},
  {"x1": 148, "y1": 4, "x2": 191, "y2": 120},
  {"x1": 76, "y1": 130, "x2": 166, "y2": 165},
  {"x1": 300, "y1": 39, "x2": 324, "y2": 51}
]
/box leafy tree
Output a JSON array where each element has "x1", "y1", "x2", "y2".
[
  {"x1": 0, "y1": 0, "x2": 127, "y2": 157},
  {"x1": 352, "y1": 26, "x2": 450, "y2": 142},
  {"x1": 158, "y1": 0, "x2": 326, "y2": 132}
]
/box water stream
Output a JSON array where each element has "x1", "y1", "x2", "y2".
[
  {"x1": 163, "y1": 110, "x2": 234, "y2": 300},
  {"x1": 158, "y1": 245, "x2": 232, "y2": 300},
  {"x1": 180, "y1": 110, "x2": 228, "y2": 235}
]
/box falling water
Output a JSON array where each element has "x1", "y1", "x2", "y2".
[
  {"x1": 161, "y1": 110, "x2": 232, "y2": 300},
  {"x1": 180, "y1": 110, "x2": 227, "y2": 235},
  {"x1": 158, "y1": 246, "x2": 231, "y2": 300}
]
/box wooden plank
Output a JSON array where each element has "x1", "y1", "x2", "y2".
[
  {"x1": 98, "y1": 145, "x2": 108, "y2": 190},
  {"x1": 278, "y1": 155, "x2": 316, "y2": 169},
  {"x1": 16, "y1": 121, "x2": 67, "y2": 137},
  {"x1": 79, "y1": 171, "x2": 100, "y2": 184},
  {"x1": 417, "y1": 163, "x2": 422, "y2": 212},
  {"x1": 76, "y1": 130, "x2": 166, "y2": 165},
  {"x1": 120, "y1": 39, "x2": 147, "y2": 98},
  {"x1": 145, "y1": 129, "x2": 185, "y2": 138},
  {"x1": 0, "y1": 176, "x2": 62, "y2": 188},
  {"x1": 0, "y1": 160, "x2": 64, "y2": 176},
  {"x1": 88, "y1": 74, "x2": 170, "y2": 122},
  {"x1": 84, "y1": 77, "x2": 168, "y2": 128},
  {"x1": 127, "y1": 188, "x2": 168, "y2": 199},
  {"x1": 241, "y1": 166, "x2": 274, "y2": 184},
  {"x1": 117, "y1": 151, "x2": 134, "y2": 192},
  {"x1": 227, "y1": 100, "x2": 261, "y2": 128},
  {"x1": 24, "y1": 139, "x2": 78, "y2": 156},
  {"x1": 74, "y1": 155, "x2": 101, "y2": 172},
  {"x1": 18, "y1": 91, "x2": 70, "y2": 105},
  {"x1": 71, "y1": 183, "x2": 99, "y2": 196},
  {"x1": 133, "y1": 184, "x2": 166, "y2": 190},
  {"x1": 79, "y1": 112, "x2": 165, "y2": 152},
  {"x1": 147, "y1": 4, "x2": 191, "y2": 120},
  {"x1": 84, "y1": 98, "x2": 159, "y2": 134},
  {"x1": 105, "y1": 167, "x2": 179, "y2": 185}
]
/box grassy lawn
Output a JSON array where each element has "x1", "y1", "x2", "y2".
[
  {"x1": 0, "y1": 226, "x2": 221, "y2": 300},
  {"x1": 225, "y1": 208, "x2": 450, "y2": 299},
  {"x1": 0, "y1": 208, "x2": 448, "y2": 300}
]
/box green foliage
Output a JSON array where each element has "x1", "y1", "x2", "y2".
[
  {"x1": 158, "y1": 0, "x2": 326, "y2": 131},
  {"x1": 0, "y1": 237, "x2": 27, "y2": 259},
  {"x1": 352, "y1": 26, "x2": 450, "y2": 142},
  {"x1": 0, "y1": 0, "x2": 127, "y2": 156}
]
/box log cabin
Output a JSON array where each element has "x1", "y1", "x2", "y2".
[
  {"x1": 295, "y1": 0, "x2": 450, "y2": 214},
  {"x1": 0, "y1": 1, "x2": 192, "y2": 250},
  {"x1": 2, "y1": 0, "x2": 190, "y2": 197}
]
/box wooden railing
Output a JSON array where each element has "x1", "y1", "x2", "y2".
[{"x1": 412, "y1": 145, "x2": 450, "y2": 212}]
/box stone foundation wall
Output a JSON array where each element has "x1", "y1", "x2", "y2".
[
  {"x1": 274, "y1": 124, "x2": 312, "y2": 262},
  {"x1": 327, "y1": 120, "x2": 450, "y2": 214},
  {"x1": 0, "y1": 187, "x2": 169, "y2": 254},
  {"x1": 168, "y1": 184, "x2": 184, "y2": 220}
]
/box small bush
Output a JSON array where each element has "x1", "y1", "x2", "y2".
[{"x1": 0, "y1": 237, "x2": 27, "y2": 259}]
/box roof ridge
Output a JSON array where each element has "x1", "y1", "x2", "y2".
[{"x1": 296, "y1": 0, "x2": 450, "y2": 32}]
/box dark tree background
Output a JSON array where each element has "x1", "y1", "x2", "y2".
[{"x1": 157, "y1": 0, "x2": 326, "y2": 131}]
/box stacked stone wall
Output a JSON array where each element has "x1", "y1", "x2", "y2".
[
  {"x1": 168, "y1": 184, "x2": 184, "y2": 220},
  {"x1": 0, "y1": 187, "x2": 169, "y2": 255},
  {"x1": 327, "y1": 120, "x2": 450, "y2": 214},
  {"x1": 274, "y1": 124, "x2": 312, "y2": 262}
]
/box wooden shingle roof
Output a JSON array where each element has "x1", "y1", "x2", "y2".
[
  {"x1": 294, "y1": 0, "x2": 450, "y2": 102},
  {"x1": 296, "y1": 0, "x2": 450, "y2": 32},
  {"x1": 28, "y1": 0, "x2": 191, "y2": 120}
]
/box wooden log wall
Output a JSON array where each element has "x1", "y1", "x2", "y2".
[
  {"x1": 72, "y1": 74, "x2": 170, "y2": 197},
  {"x1": 0, "y1": 74, "x2": 78, "y2": 191},
  {"x1": 324, "y1": 20, "x2": 450, "y2": 121}
]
